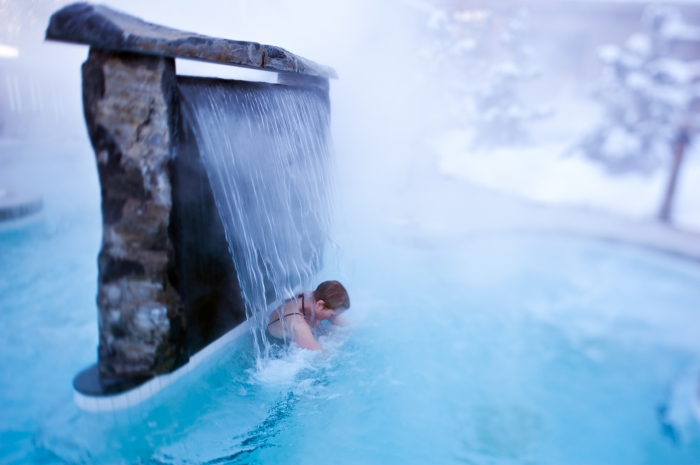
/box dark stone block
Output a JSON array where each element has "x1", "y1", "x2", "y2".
[
  {"x1": 83, "y1": 48, "x2": 184, "y2": 380},
  {"x1": 47, "y1": 3, "x2": 126, "y2": 51},
  {"x1": 100, "y1": 255, "x2": 146, "y2": 283},
  {"x1": 46, "y1": 3, "x2": 337, "y2": 79},
  {"x1": 74, "y1": 364, "x2": 152, "y2": 396}
]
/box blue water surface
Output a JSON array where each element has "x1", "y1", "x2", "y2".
[
  {"x1": 2, "y1": 143, "x2": 700, "y2": 464},
  {"x1": 0, "y1": 140, "x2": 101, "y2": 464}
]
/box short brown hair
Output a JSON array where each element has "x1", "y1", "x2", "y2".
[{"x1": 313, "y1": 280, "x2": 350, "y2": 310}]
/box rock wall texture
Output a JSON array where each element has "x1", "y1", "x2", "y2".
[
  {"x1": 47, "y1": 3, "x2": 337, "y2": 79},
  {"x1": 82, "y1": 48, "x2": 184, "y2": 378}
]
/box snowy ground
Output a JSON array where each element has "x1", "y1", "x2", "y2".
[{"x1": 433, "y1": 97, "x2": 700, "y2": 233}]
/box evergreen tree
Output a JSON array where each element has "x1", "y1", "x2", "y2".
[
  {"x1": 470, "y1": 8, "x2": 550, "y2": 148},
  {"x1": 418, "y1": 4, "x2": 492, "y2": 126},
  {"x1": 578, "y1": 5, "x2": 700, "y2": 223},
  {"x1": 419, "y1": 4, "x2": 548, "y2": 147}
]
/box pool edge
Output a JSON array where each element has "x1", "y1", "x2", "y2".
[{"x1": 73, "y1": 320, "x2": 250, "y2": 412}]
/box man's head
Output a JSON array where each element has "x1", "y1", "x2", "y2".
[{"x1": 312, "y1": 280, "x2": 350, "y2": 319}]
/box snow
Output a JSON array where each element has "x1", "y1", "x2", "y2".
[
  {"x1": 434, "y1": 107, "x2": 700, "y2": 232},
  {"x1": 600, "y1": 127, "x2": 643, "y2": 159},
  {"x1": 660, "y1": 18, "x2": 700, "y2": 41},
  {"x1": 416, "y1": 3, "x2": 700, "y2": 235},
  {"x1": 599, "y1": 44, "x2": 622, "y2": 63},
  {"x1": 625, "y1": 34, "x2": 651, "y2": 57}
]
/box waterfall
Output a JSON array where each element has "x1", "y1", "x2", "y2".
[{"x1": 178, "y1": 77, "x2": 334, "y2": 362}]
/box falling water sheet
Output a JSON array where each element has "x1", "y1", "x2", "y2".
[{"x1": 178, "y1": 77, "x2": 335, "y2": 360}]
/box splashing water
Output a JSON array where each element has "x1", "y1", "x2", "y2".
[{"x1": 178, "y1": 77, "x2": 334, "y2": 364}]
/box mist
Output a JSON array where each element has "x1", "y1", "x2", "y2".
[{"x1": 3, "y1": 0, "x2": 699, "y2": 235}]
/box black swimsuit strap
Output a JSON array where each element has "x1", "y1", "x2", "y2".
[
  {"x1": 267, "y1": 311, "x2": 304, "y2": 327},
  {"x1": 268, "y1": 293, "x2": 307, "y2": 328}
]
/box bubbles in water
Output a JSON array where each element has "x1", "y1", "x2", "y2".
[{"x1": 251, "y1": 324, "x2": 350, "y2": 388}]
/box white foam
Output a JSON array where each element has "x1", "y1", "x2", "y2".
[
  {"x1": 250, "y1": 325, "x2": 351, "y2": 389},
  {"x1": 251, "y1": 346, "x2": 318, "y2": 386}
]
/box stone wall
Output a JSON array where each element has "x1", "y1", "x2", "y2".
[{"x1": 82, "y1": 48, "x2": 184, "y2": 378}]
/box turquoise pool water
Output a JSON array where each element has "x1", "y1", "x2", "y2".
[
  {"x1": 0, "y1": 141, "x2": 101, "y2": 464},
  {"x1": 2, "y1": 189, "x2": 700, "y2": 465}
]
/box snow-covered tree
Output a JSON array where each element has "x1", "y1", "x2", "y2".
[
  {"x1": 470, "y1": 8, "x2": 550, "y2": 148},
  {"x1": 418, "y1": 4, "x2": 549, "y2": 147},
  {"x1": 578, "y1": 5, "x2": 700, "y2": 223},
  {"x1": 417, "y1": 4, "x2": 492, "y2": 126}
]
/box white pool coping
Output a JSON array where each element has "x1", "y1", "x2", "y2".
[
  {"x1": 74, "y1": 320, "x2": 250, "y2": 412},
  {"x1": 73, "y1": 287, "x2": 309, "y2": 412}
]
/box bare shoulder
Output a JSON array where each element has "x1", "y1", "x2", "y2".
[
  {"x1": 266, "y1": 299, "x2": 322, "y2": 350},
  {"x1": 267, "y1": 309, "x2": 305, "y2": 339}
]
